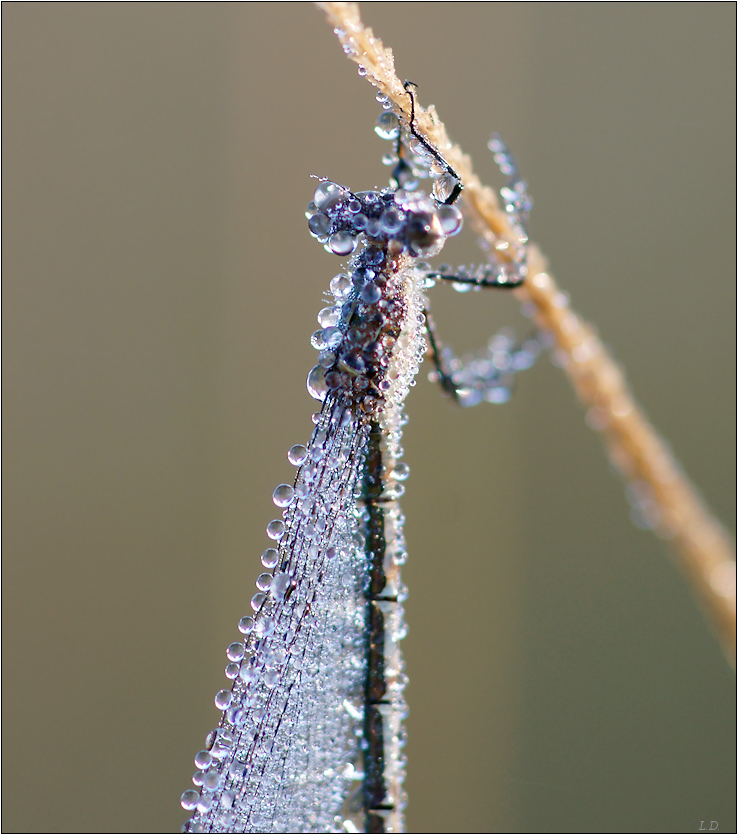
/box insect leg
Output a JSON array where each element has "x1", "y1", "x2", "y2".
[
  {"x1": 424, "y1": 307, "x2": 540, "y2": 408},
  {"x1": 424, "y1": 264, "x2": 526, "y2": 289},
  {"x1": 402, "y1": 81, "x2": 463, "y2": 206},
  {"x1": 423, "y1": 308, "x2": 461, "y2": 403}
]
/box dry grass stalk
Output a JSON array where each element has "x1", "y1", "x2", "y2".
[{"x1": 318, "y1": 1, "x2": 736, "y2": 665}]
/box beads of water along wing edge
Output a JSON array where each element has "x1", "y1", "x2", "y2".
[{"x1": 272, "y1": 484, "x2": 294, "y2": 508}]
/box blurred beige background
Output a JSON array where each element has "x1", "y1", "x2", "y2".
[{"x1": 3, "y1": 4, "x2": 734, "y2": 833}]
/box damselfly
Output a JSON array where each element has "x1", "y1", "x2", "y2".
[{"x1": 181, "y1": 86, "x2": 539, "y2": 834}]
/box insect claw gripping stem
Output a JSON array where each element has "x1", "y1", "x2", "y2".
[{"x1": 402, "y1": 81, "x2": 462, "y2": 206}]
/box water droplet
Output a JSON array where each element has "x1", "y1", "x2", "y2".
[
  {"x1": 437, "y1": 204, "x2": 463, "y2": 236},
  {"x1": 256, "y1": 572, "x2": 273, "y2": 591},
  {"x1": 329, "y1": 231, "x2": 357, "y2": 256},
  {"x1": 225, "y1": 663, "x2": 240, "y2": 680},
  {"x1": 287, "y1": 444, "x2": 308, "y2": 466},
  {"x1": 393, "y1": 548, "x2": 408, "y2": 565},
  {"x1": 360, "y1": 283, "x2": 382, "y2": 304},
  {"x1": 340, "y1": 353, "x2": 366, "y2": 375},
  {"x1": 223, "y1": 762, "x2": 244, "y2": 785},
  {"x1": 314, "y1": 181, "x2": 342, "y2": 210},
  {"x1": 365, "y1": 218, "x2": 382, "y2": 237},
  {"x1": 261, "y1": 547, "x2": 279, "y2": 569},
  {"x1": 255, "y1": 616, "x2": 275, "y2": 637},
  {"x1": 238, "y1": 615, "x2": 254, "y2": 635},
  {"x1": 318, "y1": 350, "x2": 336, "y2": 369},
  {"x1": 321, "y1": 326, "x2": 343, "y2": 349},
  {"x1": 365, "y1": 247, "x2": 385, "y2": 265},
  {"x1": 380, "y1": 209, "x2": 403, "y2": 235},
  {"x1": 226, "y1": 642, "x2": 245, "y2": 662},
  {"x1": 181, "y1": 790, "x2": 200, "y2": 811},
  {"x1": 317, "y1": 306, "x2": 339, "y2": 327},
  {"x1": 330, "y1": 273, "x2": 352, "y2": 297},
  {"x1": 251, "y1": 592, "x2": 266, "y2": 611},
  {"x1": 272, "y1": 484, "x2": 295, "y2": 507},
  {"x1": 394, "y1": 461, "x2": 410, "y2": 480},
  {"x1": 307, "y1": 365, "x2": 328, "y2": 401},
  {"x1": 325, "y1": 370, "x2": 344, "y2": 390},
  {"x1": 433, "y1": 174, "x2": 458, "y2": 203},
  {"x1": 308, "y1": 212, "x2": 331, "y2": 236},
  {"x1": 202, "y1": 770, "x2": 221, "y2": 791},
  {"x1": 197, "y1": 793, "x2": 214, "y2": 814},
  {"x1": 375, "y1": 112, "x2": 400, "y2": 140},
  {"x1": 311, "y1": 329, "x2": 327, "y2": 350},
  {"x1": 194, "y1": 750, "x2": 213, "y2": 770},
  {"x1": 458, "y1": 387, "x2": 483, "y2": 407},
  {"x1": 266, "y1": 519, "x2": 285, "y2": 540},
  {"x1": 270, "y1": 572, "x2": 290, "y2": 601}
]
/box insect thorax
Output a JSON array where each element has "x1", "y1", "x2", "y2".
[{"x1": 306, "y1": 178, "x2": 462, "y2": 422}]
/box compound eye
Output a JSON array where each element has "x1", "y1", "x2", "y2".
[{"x1": 405, "y1": 211, "x2": 445, "y2": 257}]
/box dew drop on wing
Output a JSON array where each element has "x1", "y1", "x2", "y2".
[
  {"x1": 307, "y1": 365, "x2": 329, "y2": 401},
  {"x1": 261, "y1": 548, "x2": 279, "y2": 569},
  {"x1": 288, "y1": 444, "x2": 308, "y2": 466}
]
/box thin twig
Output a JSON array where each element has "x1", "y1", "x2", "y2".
[{"x1": 318, "y1": 1, "x2": 736, "y2": 665}]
